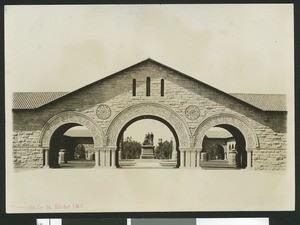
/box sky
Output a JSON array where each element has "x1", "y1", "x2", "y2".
[
  {"x1": 5, "y1": 4, "x2": 294, "y2": 94},
  {"x1": 5, "y1": 4, "x2": 294, "y2": 145}
]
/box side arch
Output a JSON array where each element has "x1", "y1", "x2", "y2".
[
  {"x1": 39, "y1": 111, "x2": 105, "y2": 148},
  {"x1": 106, "y1": 103, "x2": 191, "y2": 148},
  {"x1": 194, "y1": 113, "x2": 259, "y2": 150}
]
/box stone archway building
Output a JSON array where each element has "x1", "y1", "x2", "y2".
[{"x1": 12, "y1": 59, "x2": 287, "y2": 170}]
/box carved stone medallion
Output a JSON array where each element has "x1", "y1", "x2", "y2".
[
  {"x1": 96, "y1": 104, "x2": 111, "y2": 120},
  {"x1": 185, "y1": 105, "x2": 200, "y2": 120}
]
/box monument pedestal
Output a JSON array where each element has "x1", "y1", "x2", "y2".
[{"x1": 140, "y1": 145, "x2": 155, "y2": 159}]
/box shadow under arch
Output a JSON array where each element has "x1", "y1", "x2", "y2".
[
  {"x1": 48, "y1": 123, "x2": 95, "y2": 168},
  {"x1": 194, "y1": 113, "x2": 259, "y2": 169},
  {"x1": 203, "y1": 124, "x2": 247, "y2": 168},
  {"x1": 194, "y1": 113, "x2": 259, "y2": 150},
  {"x1": 39, "y1": 111, "x2": 105, "y2": 168},
  {"x1": 116, "y1": 115, "x2": 181, "y2": 168}
]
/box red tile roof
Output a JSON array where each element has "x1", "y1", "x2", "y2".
[
  {"x1": 12, "y1": 92, "x2": 286, "y2": 111},
  {"x1": 230, "y1": 93, "x2": 286, "y2": 111}
]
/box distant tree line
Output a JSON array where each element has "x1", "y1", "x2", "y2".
[
  {"x1": 121, "y1": 137, "x2": 142, "y2": 159},
  {"x1": 121, "y1": 137, "x2": 172, "y2": 159},
  {"x1": 155, "y1": 140, "x2": 172, "y2": 159}
]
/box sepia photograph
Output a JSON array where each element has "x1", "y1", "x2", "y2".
[{"x1": 5, "y1": 4, "x2": 294, "y2": 213}]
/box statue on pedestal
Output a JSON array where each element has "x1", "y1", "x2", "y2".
[
  {"x1": 143, "y1": 133, "x2": 149, "y2": 145},
  {"x1": 150, "y1": 132, "x2": 154, "y2": 145},
  {"x1": 142, "y1": 132, "x2": 154, "y2": 146},
  {"x1": 140, "y1": 132, "x2": 155, "y2": 159}
]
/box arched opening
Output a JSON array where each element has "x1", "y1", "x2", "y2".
[
  {"x1": 215, "y1": 145, "x2": 225, "y2": 160},
  {"x1": 201, "y1": 125, "x2": 247, "y2": 169},
  {"x1": 116, "y1": 116, "x2": 180, "y2": 169},
  {"x1": 48, "y1": 124, "x2": 95, "y2": 168}
]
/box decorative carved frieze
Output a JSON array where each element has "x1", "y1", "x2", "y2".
[
  {"x1": 40, "y1": 111, "x2": 104, "y2": 148},
  {"x1": 194, "y1": 113, "x2": 259, "y2": 149}
]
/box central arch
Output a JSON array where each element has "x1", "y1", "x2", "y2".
[
  {"x1": 116, "y1": 115, "x2": 181, "y2": 167},
  {"x1": 106, "y1": 103, "x2": 191, "y2": 149}
]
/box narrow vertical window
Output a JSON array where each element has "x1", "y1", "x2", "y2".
[
  {"x1": 160, "y1": 79, "x2": 164, "y2": 96},
  {"x1": 132, "y1": 79, "x2": 136, "y2": 96},
  {"x1": 146, "y1": 77, "x2": 151, "y2": 96}
]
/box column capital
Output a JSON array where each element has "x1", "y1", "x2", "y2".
[
  {"x1": 246, "y1": 148, "x2": 255, "y2": 152},
  {"x1": 194, "y1": 147, "x2": 203, "y2": 152},
  {"x1": 180, "y1": 148, "x2": 201, "y2": 152},
  {"x1": 93, "y1": 146, "x2": 101, "y2": 151},
  {"x1": 107, "y1": 146, "x2": 117, "y2": 152},
  {"x1": 179, "y1": 147, "x2": 190, "y2": 152}
]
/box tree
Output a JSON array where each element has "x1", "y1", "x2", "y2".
[
  {"x1": 74, "y1": 144, "x2": 85, "y2": 159},
  {"x1": 155, "y1": 140, "x2": 172, "y2": 159},
  {"x1": 206, "y1": 144, "x2": 224, "y2": 160},
  {"x1": 121, "y1": 137, "x2": 142, "y2": 159}
]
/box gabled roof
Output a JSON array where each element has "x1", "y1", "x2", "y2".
[
  {"x1": 12, "y1": 58, "x2": 287, "y2": 112},
  {"x1": 13, "y1": 92, "x2": 68, "y2": 109},
  {"x1": 231, "y1": 93, "x2": 286, "y2": 111}
]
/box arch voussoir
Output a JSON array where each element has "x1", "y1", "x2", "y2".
[
  {"x1": 106, "y1": 103, "x2": 191, "y2": 148},
  {"x1": 194, "y1": 113, "x2": 259, "y2": 149},
  {"x1": 39, "y1": 111, "x2": 105, "y2": 148}
]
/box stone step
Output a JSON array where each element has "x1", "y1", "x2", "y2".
[
  {"x1": 159, "y1": 160, "x2": 177, "y2": 167},
  {"x1": 120, "y1": 159, "x2": 173, "y2": 169},
  {"x1": 140, "y1": 154, "x2": 155, "y2": 159},
  {"x1": 200, "y1": 160, "x2": 237, "y2": 168}
]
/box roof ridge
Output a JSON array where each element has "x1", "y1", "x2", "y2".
[{"x1": 12, "y1": 59, "x2": 287, "y2": 111}]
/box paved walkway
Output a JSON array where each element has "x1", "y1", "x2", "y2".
[
  {"x1": 120, "y1": 159, "x2": 177, "y2": 169},
  {"x1": 58, "y1": 160, "x2": 95, "y2": 168},
  {"x1": 56, "y1": 159, "x2": 176, "y2": 169}
]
